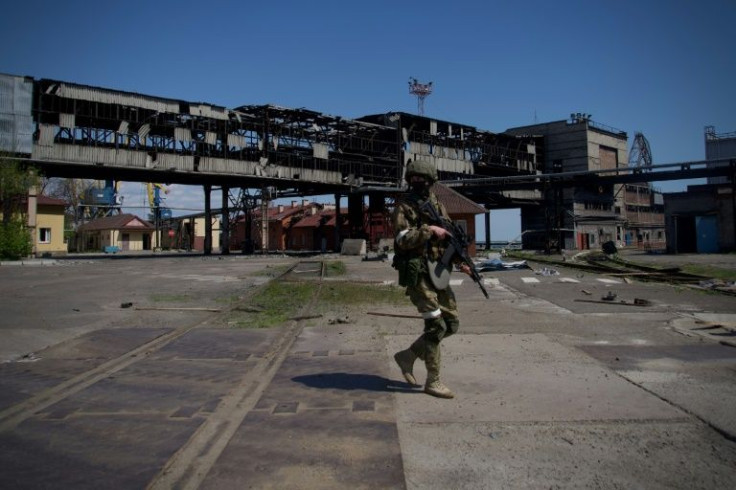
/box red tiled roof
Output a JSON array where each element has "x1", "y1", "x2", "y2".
[
  {"x1": 292, "y1": 209, "x2": 348, "y2": 228},
  {"x1": 13, "y1": 194, "x2": 66, "y2": 207},
  {"x1": 292, "y1": 212, "x2": 324, "y2": 228},
  {"x1": 77, "y1": 213, "x2": 153, "y2": 232},
  {"x1": 433, "y1": 183, "x2": 485, "y2": 215},
  {"x1": 238, "y1": 203, "x2": 321, "y2": 222},
  {"x1": 323, "y1": 213, "x2": 349, "y2": 227},
  {"x1": 37, "y1": 195, "x2": 66, "y2": 206}
]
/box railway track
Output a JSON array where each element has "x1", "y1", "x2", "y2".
[
  {"x1": 0, "y1": 261, "x2": 327, "y2": 467},
  {"x1": 149, "y1": 260, "x2": 327, "y2": 489},
  {"x1": 509, "y1": 252, "x2": 735, "y2": 295},
  {"x1": 581, "y1": 256, "x2": 707, "y2": 284}
]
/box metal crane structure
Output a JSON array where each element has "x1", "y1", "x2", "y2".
[
  {"x1": 79, "y1": 179, "x2": 121, "y2": 221},
  {"x1": 146, "y1": 183, "x2": 171, "y2": 250},
  {"x1": 629, "y1": 132, "x2": 653, "y2": 167},
  {"x1": 146, "y1": 183, "x2": 171, "y2": 222},
  {"x1": 408, "y1": 77, "x2": 433, "y2": 116}
]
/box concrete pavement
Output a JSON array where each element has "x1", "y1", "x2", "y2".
[{"x1": 0, "y1": 253, "x2": 735, "y2": 488}]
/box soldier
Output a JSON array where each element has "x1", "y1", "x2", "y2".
[{"x1": 391, "y1": 159, "x2": 471, "y2": 399}]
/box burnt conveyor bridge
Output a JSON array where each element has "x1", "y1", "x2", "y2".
[{"x1": 3, "y1": 75, "x2": 733, "y2": 252}]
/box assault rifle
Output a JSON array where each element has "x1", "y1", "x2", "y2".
[{"x1": 420, "y1": 200, "x2": 489, "y2": 299}]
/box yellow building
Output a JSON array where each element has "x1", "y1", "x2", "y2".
[
  {"x1": 76, "y1": 214, "x2": 154, "y2": 253},
  {"x1": 166, "y1": 214, "x2": 221, "y2": 252},
  {"x1": 34, "y1": 195, "x2": 68, "y2": 256},
  {"x1": 193, "y1": 216, "x2": 221, "y2": 251}
]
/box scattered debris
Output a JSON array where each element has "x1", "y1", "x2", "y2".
[
  {"x1": 234, "y1": 305, "x2": 265, "y2": 313},
  {"x1": 581, "y1": 290, "x2": 592, "y2": 296},
  {"x1": 602, "y1": 291, "x2": 617, "y2": 301},
  {"x1": 535, "y1": 267, "x2": 559, "y2": 276},
  {"x1": 120, "y1": 302, "x2": 133, "y2": 308},
  {"x1": 328, "y1": 315, "x2": 352, "y2": 324},
  {"x1": 367, "y1": 311, "x2": 423, "y2": 319},
  {"x1": 134, "y1": 307, "x2": 222, "y2": 312},
  {"x1": 697, "y1": 279, "x2": 736, "y2": 294},
  {"x1": 477, "y1": 258, "x2": 529, "y2": 272},
  {"x1": 13, "y1": 353, "x2": 42, "y2": 363},
  {"x1": 575, "y1": 298, "x2": 651, "y2": 307},
  {"x1": 602, "y1": 241, "x2": 618, "y2": 255},
  {"x1": 290, "y1": 314, "x2": 323, "y2": 321}
]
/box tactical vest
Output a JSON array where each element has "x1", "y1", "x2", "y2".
[{"x1": 392, "y1": 193, "x2": 448, "y2": 286}]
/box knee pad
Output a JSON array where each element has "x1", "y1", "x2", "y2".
[{"x1": 443, "y1": 316, "x2": 460, "y2": 337}]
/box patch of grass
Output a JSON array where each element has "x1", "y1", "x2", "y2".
[
  {"x1": 229, "y1": 281, "x2": 313, "y2": 329},
  {"x1": 215, "y1": 294, "x2": 241, "y2": 305},
  {"x1": 678, "y1": 264, "x2": 736, "y2": 282},
  {"x1": 317, "y1": 282, "x2": 407, "y2": 306},
  {"x1": 324, "y1": 260, "x2": 347, "y2": 277},
  {"x1": 228, "y1": 280, "x2": 408, "y2": 329}
]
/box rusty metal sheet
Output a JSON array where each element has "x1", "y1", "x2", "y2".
[
  {"x1": 56, "y1": 82, "x2": 179, "y2": 114},
  {"x1": 0, "y1": 74, "x2": 33, "y2": 153}
]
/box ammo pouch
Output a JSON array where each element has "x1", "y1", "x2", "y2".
[{"x1": 393, "y1": 254, "x2": 423, "y2": 287}]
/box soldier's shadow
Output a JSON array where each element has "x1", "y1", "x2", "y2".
[{"x1": 292, "y1": 372, "x2": 419, "y2": 393}]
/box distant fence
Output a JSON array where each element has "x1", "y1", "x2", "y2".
[
  {"x1": 637, "y1": 240, "x2": 667, "y2": 252},
  {"x1": 476, "y1": 241, "x2": 522, "y2": 251}
]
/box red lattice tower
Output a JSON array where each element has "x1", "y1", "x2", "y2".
[{"x1": 408, "y1": 77, "x2": 433, "y2": 116}]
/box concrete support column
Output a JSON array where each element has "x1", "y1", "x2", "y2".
[
  {"x1": 27, "y1": 185, "x2": 37, "y2": 257},
  {"x1": 221, "y1": 186, "x2": 230, "y2": 255},
  {"x1": 260, "y1": 191, "x2": 269, "y2": 253},
  {"x1": 348, "y1": 193, "x2": 364, "y2": 239},
  {"x1": 334, "y1": 193, "x2": 341, "y2": 252},
  {"x1": 484, "y1": 208, "x2": 491, "y2": 251},
  {"x1": 204, "y1": 184, "x2": 212, "y2": 255}
]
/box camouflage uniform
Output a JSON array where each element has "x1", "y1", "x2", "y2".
[{"x1": 392, "y1": 160, "x2": 460, "y2": 398}]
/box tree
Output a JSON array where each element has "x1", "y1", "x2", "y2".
[
  {"x1": 0, "y1": 154, "x2": 39, "y2": 259},
  {"x1": 44, "y1": 177, "x2": 97, "y2": 226}
]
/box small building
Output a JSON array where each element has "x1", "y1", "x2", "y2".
[
  {"x1": 290, "y1": 207, "x2": 349, "y2": 252},
  {"x1": 162, "y1": 214, "x2": 221, "y2": 252},
  {"x1": 7, "y1": 192, "x2": 68, "y2": 257},
  {"x1": 231, "y1": 200, "x2": 321, "y2": 252},
  {"x1": 433, "y1": 183, "x2": 486, "y2": 257},
  {"x1": 76, "y1": 213, "x2": 154, "y2": 253},
  {"x1": 33, "y1": 195, "x2": 68, "y2": 256},
  {"x1": 623, "y1": 183, "x2": 666, "y2": 250},
  {"x1": 664, "y1": 184, "x2": 735, "y2": 253},
  {"x1": 663, "y1": 127, "x2": 736, "y2": 254}
]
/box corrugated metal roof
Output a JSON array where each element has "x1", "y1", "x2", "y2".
[{"x1": 55, "y1": 82, "x2": 180, "y2": 114}]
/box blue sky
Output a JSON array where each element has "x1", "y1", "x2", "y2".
[{"x1": 2, "y1": 0, "x2": 734, "y2": 240}]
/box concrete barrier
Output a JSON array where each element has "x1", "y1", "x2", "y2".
[{"x1": 340, "y1": 239, "x2": 366, "y2": 255}]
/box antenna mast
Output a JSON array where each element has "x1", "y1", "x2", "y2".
[{"x1": 408, "y1": 77, "x2": 433, "y2": 116}]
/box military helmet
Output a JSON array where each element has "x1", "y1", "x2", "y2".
[{"x1": 404, "y1": 159, "x2": 438, "y2": 183}]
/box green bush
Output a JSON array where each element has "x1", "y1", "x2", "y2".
[{"x1": 0, "y1": 218, "x2": 32, "y2": 260}]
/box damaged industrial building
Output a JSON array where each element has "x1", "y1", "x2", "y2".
[{"x1": 1, "y1": 73, "x2": 734, "y2": 256}]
